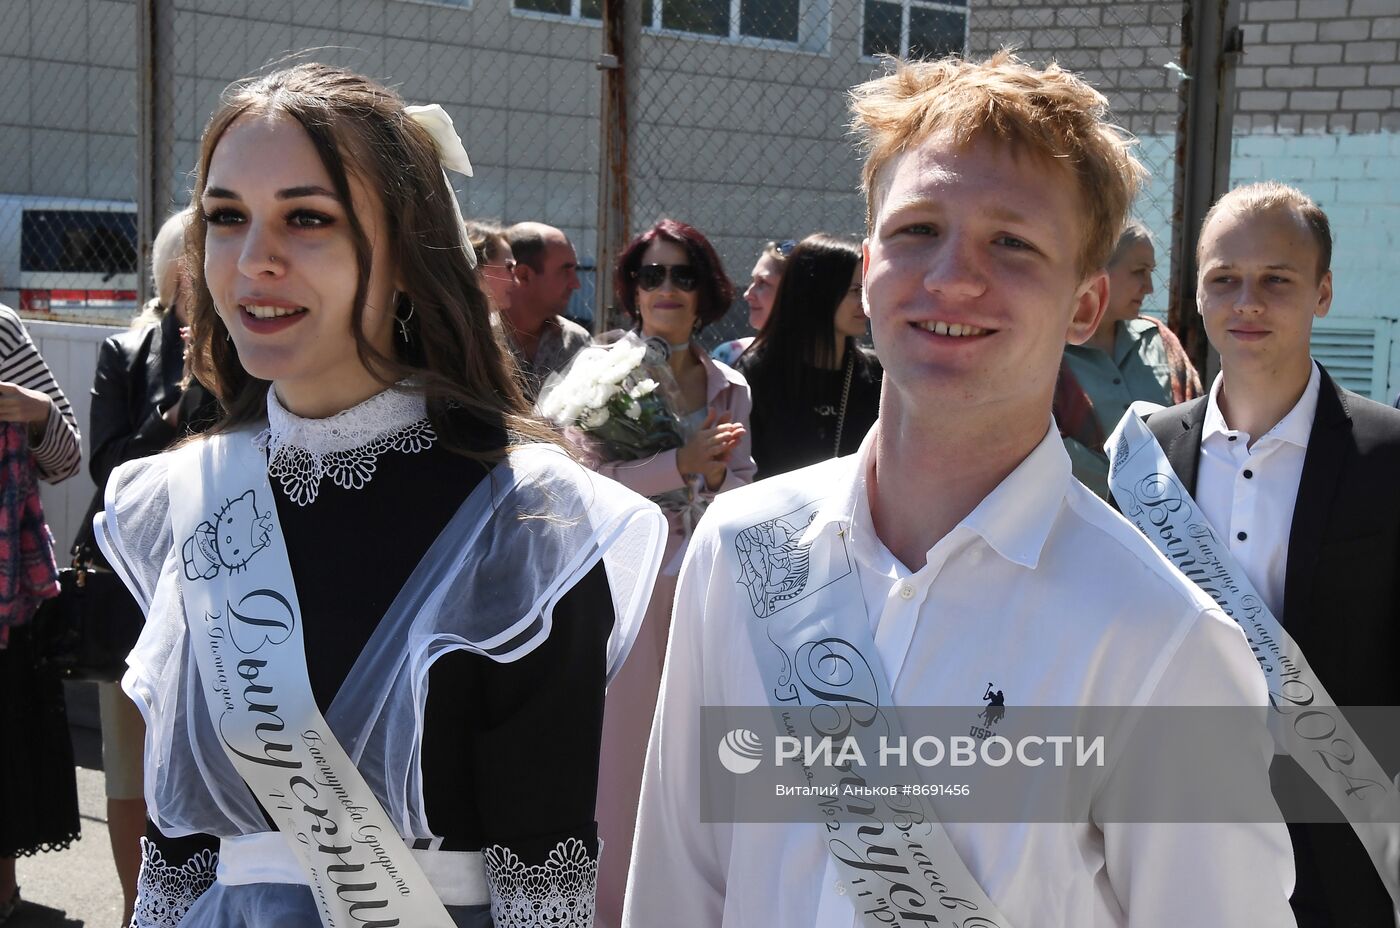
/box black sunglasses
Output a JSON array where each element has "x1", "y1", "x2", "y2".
[
  {"x1": 775, "y1": 239, "x2": 798, "y2": 257},
  {"x1": 634, "y1": 263, "x2": 699, "y2": 292}
]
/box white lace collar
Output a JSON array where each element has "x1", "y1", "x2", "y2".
[{"x1": 254, "y1": 384, "x2": 436, "y2": 506}]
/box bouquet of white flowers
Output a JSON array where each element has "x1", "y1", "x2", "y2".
[{"x1": 536, "y1": 332, "x2": 686, "y2": 462}]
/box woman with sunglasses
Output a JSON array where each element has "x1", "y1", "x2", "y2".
[
  {"x1": 589, "y1": 218, "x2": 755, "y2": 927},
  {"x1": 464, "y1": 219, "x2": 517, "y2": 314},
  {"x1": 736, "y1": 233, "x2": 882, "y2": 479}
]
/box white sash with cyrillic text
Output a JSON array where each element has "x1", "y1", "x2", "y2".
[
  {"x1": 168, "y1": 432, "x2": 455, "y2": 928},
  {"x1": 1107, "y1": 409, "x2": 1400, "y2": 919},
  {"x1": 727, "y1": 494, "x2": 1013, "y2": 928}
]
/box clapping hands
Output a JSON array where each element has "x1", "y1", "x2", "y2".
[{"x1": 675, "y1": 409, "x2": 746, "y2": 490}]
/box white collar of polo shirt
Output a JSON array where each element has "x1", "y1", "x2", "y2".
[{"x1": 800, "y1": 420, "x2": 1071, "y2": 574}]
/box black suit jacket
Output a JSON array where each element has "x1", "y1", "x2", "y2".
[{"x1": 1144, "y1": 364, "x2": 1400, "y2": 926}]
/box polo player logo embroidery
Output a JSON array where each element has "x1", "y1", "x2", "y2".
[
  {"x1": 970, "y1": 683, "x2": 1006, "y2": 741},
  {"x1": 181, "y1": 489, "x2": 274, "y2": 582},
  {"x1": 982, "y1": 683, "x2": 1006, "y2": 722}
]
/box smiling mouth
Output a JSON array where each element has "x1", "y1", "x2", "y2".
[
  {"x1": 242, "y1": 304, "x2": 308, "y2": 319},
  {"x1": 913, "y1": 320, "x2": 993, "y2": 337}
]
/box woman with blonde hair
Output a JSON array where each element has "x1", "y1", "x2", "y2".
[
  {"x1": 1056, "y1": 221, "x2": 1203, "y2": 497},
  {"x1": 96, "y1": 63, "x2": 664, "y2": 928},
  {"x1": 83, "y1": 207, "x2": 219, "y2": 926}
]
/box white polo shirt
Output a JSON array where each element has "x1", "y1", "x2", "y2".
[{"x1": 624, "y1": 424, "x2": 1296, "y2": 928}]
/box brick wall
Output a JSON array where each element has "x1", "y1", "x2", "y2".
[
  {"x1": 966, "y1": 1, "x2": 1188, "y2": 319},
  {"x1": 1231, "y1": 0, "x2": 1400, "y2": 393},
  {"x1": 1237, "y1": 0, "x2": 1400, "y2": 133},
  {"x1": 968, "y1": 0, "x2": 1185, "y2": 138}
]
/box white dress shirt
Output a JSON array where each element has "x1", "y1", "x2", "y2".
[
  {"x1": 623, "y1": 424, "x2": 1295, "y2": 928},
  {"x1": 1196, "y1": 362, "x2": 1320, "y2": 620}
]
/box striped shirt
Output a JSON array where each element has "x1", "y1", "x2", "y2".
[{"x1": 0, "y1": 304, "x2": 81, "y2": 483}]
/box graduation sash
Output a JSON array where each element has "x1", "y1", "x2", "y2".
[
  {"x1": 168, "y1": 432, "x2": 456, "y2": 928},
  {"x1": 1107, "y1": 409, "x2": 1400, "y2": 918},
  {"x1": 727, "y1": 492, "x2": 1013, "y2": 928}
]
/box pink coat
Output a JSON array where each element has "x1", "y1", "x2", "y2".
[{"x1": 578, "y1": 344, "x2": 755, "y2": 573}]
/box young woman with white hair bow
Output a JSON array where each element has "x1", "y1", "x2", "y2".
[{"x1": 94, "y1": 63, "x2": 665, "y2": 928}]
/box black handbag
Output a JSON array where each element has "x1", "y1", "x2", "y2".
[{"x1": 29, "y1": 494, "x2": 145, "y2": 682}]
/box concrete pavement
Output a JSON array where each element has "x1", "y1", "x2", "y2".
[{"x1": 7, "y1": 683, "x2": 125, "y2": 928}]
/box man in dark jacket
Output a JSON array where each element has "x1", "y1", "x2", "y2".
[{"x1": 1141, "y1": 181, "x2": 1400, "y2": 926}]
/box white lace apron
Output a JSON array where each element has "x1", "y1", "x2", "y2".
[{"x1": 96, "y1": 387, "x2": 667, "y2": 928}]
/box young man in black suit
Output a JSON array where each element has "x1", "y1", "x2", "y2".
[{"x1": 1142, "y1": 181, "x2": 1400, "y2": 925}]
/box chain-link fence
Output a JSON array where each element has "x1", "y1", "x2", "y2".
[
  {"x1": 2, "y1": 0, "x2": 1197, "y2": 340},
  {"x1": 627, "y1": 0, "x2": 1193, "y2": 347},
  {"x1": 0, "y1": 1, "x2": 141, "y2": 325},
  {"x1": 153, "y1": 0, "x2": 603, "y2": 320},
  {"x1": 971, "y1": 3, "x2": 1188, "y2": 326}
]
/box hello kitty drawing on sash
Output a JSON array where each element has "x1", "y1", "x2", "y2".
[{"x1": 180, "y1": 489, "x2": 274, "y2": 581}]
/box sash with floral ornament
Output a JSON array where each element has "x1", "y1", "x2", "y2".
[
  {"x1": 1107, "y1": 407, "x2": 1400, "y2": 919},
  {"x1": 168, "y1": 431, "x2": 456, "y2": 928},
  {"x1": 723, "y1": 487, "x2": 1013, "y2": 928}
]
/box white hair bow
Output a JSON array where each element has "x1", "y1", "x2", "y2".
[{"x1": 405, "y1": 103, "x2": 477, "y2": 267}]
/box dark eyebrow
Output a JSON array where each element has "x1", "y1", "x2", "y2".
[
  {"x1": 277, "y1": 185, "x2": 339, "y2": 201},
  {"x1": 201, "y1": 185, "x2": 339, "y2": 201}
]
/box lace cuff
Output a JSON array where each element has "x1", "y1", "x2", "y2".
[
  {"x1": 130, "y1": 837, "x2": 218, "y2": 928},
  {"x1": 483, "y1": 837, "x2": 598, "y2": 928}
]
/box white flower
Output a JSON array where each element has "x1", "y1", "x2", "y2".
[
  {"x1": 600, "y1": 342, "x2": 647, "y2": 386},
  {"x1": 631, "y1": 378, "x2": 658, "y2": 398},
  {"x1": 583, "y1": 406, "x2": 611, "y2": 428},
  {"x1": 625, "y1": 400, "x2": 642, "y2": 420},
  {"x1": 404, "y1": 104, "x2": 474, "y2": 176},
  {"x1": 587, "y1": 382, "x2": 621, "y2": 409}
]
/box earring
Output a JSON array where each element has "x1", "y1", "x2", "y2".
[{"x1": 395, "y1": 297, "x2": 416, "y2": 342}]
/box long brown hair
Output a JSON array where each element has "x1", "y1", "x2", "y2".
[
  {"x1": 186, "y1": 63, "x2": 555, "y2": 459},
  {"x1": 744, "y1": 233, "x2": 864, "y2": 404}
]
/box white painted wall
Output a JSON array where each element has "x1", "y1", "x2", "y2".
[
  {"x1": 1229, "y1": 131, "x2": 1400, "y2": 401},
  {"x1": 28, "y1": 319, "x2": 123, "y2": 554}
]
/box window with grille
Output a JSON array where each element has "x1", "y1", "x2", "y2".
[
  {"x1": 862, "y1": 0, "x2": 967, "y2": 60},
  {"x1": 641, "y1": 0, "x2": 820, "y2": 49},
  {"x1": 514, "y1": 0, "x2": 602, "y2": 22}
]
